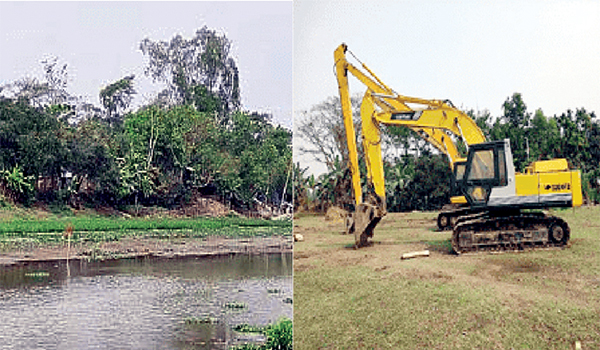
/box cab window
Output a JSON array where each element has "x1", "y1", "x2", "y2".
[{"x1": 468, "y1": 149, "x2": 495, "y2": 181}]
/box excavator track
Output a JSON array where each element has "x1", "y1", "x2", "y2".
[
  {"x1": 451, "y1": 213, "x2": 570, "y2": 255},
  {"x1": 438, "y1": 208, "x2": 485, "y2": 231}
]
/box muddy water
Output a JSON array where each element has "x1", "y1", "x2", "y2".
[{"x1": 0, "y1": 253, "x2": 292, "y2": 350}]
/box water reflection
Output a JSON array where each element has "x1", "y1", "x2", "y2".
[{"x1": 0, "y1": 253, "x2": 292, "y2": 350}]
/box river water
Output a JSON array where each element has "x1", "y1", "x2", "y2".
[{"x1": 0, "y1": 253, "x2": 292, "y2": 350}]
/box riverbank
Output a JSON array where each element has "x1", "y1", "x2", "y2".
[
  {"x1": 0, "y1": 207, "x2": 292, "y2": 266},
  {"x1": 0, "y1": 235, "x2": 293, "y2": 266}
]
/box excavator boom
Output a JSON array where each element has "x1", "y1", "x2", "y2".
[{"x1": 335, "y1": 43, "x2": 485, "y2": 246}]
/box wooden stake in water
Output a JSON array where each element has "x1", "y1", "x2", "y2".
[{"x1": 64, "y1": 224, "x2": 73, "y2": 277}]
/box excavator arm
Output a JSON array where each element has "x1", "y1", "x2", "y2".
[{"x1": 334, "y1": 43, "x2": 486, "y2": 246}]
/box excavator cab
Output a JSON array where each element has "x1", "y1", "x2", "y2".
[
  {"x1": 459, "y1": 138, "x2": 580, "y2": 211},
  {"x1": 460, "y1": 140, "x2": 512, "y2": 208}
]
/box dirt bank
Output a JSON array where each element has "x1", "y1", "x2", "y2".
[{"x1": 0, "y1": 235, "x2": 292, "y2": 266}]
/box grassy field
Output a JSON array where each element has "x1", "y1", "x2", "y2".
[
  {"x1": 0, "y1": 208, "x2": 291, "y2": 249},
  {"x1": 293, "y1": 206, "x2": 600, "y2": 349}
]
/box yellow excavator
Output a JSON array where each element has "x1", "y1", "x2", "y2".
[{"x1": 334, "y1": 43, "x2": 583, "y2": 253}]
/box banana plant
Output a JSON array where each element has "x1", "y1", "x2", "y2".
[{"x1": 1, "y1": 165, "x2": 34, "y2": 203}]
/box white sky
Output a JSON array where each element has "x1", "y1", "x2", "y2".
[
  {"x1": 294, "y1": 0, "x2": 600, "y2": 175},
  {"x1": 0, "y1": 1, "x2": 292, "y2": 127}
]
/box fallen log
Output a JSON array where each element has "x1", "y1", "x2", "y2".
[{"x1": 401, "y1": 250, "x2": 430, "y2": 260}]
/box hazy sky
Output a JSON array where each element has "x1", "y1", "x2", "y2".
[
  {"x1": 294, "y1": 0, "x2": 600, "y2": 175},
  {"x1": 0, "y1": 1, "x2": 292, "y2": 127}
]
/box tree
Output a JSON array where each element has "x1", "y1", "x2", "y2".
[
  {"x1": 0, "y1": 57, "x2": 71, "y2": 109},
  {"x1": 502, "y1": 92, "x2": 529, "y2": 128},
  {"x1": 0, "y1": 57, "x2": 99, "y2": 125},
  {"x1": 0, "y1": 98, "x2": 68, "y2": 179},
  {"x1": 119, "y1": 105, "x2": 165, "y2": 205},
  {"x1": 586, "y1": 114, "x2": 600, "y2": 171},
  {"x1": 296, "y1": 95, "x2": 361, "y2": 171},
  {"x1": 117, "y1": 103, "x2": 292, "y2": 209},
  {"x1": 528, "y1": 109, "x2": 561, "y2": 161},
  {"x1": 99, "y1": 75, "x2": 136, "y2": 125},
  {"x1": 221, "y1": 111, "x2": 292, "y2": 207},
  {"x1": 192, "y1": 85, "x2": 222, "y2": 114},
  {"x1": 68, "y1": 119, "x2": 121, "y2": 204},
  {"x1": 385, "y1": 158, "x2": 415, "y2": 211},
  {"x1": 293, "y1": 163, "x2": 311, "y2": 211},
  {"x1": 489, "y1": 93, "x2": 531, "y2": 171},
  {"x1": 392, "y1": 154, "x2": 452, "y2": 211},
  {"x1": 383, "y1": 125, "x2": 436, "y2": 160},
  {"x1": 41, "y1": 56, "x2": 70, "y2": 107},
  {"x1": 139, "y1": 26, "x2": 240, "y2": 116}
]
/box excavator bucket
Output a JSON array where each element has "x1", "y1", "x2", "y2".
[{"x1": 346, "y1": 203, "x2": 385, "y2": 248}]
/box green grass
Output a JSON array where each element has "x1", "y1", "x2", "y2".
[
  {"x1": 0, "y1": 215, "x2": 290, "y2": 234},
  {"x1": 296, "y1": 263, "x2": 597, "y2": 349},
  {"x1": 294, "y1": 206, "x2": 600, "y2": 349},
  {"x1": 231, "y1": 318, "x2": 292, "y2": 350},
  {"x1": 0, "y1": 211, "x2": 291, "y2": 248}
]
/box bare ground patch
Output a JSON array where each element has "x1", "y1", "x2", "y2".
[{"x1": 1, "y1": 235, "x2": 292, "y2": 266}]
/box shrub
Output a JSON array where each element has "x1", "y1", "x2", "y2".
[{"x1": 264, "y1": 318, "x2": 292, "y2": 350}]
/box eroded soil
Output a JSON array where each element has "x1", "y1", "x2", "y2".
[{"x1": 0, "y1": 235, "x2": 293, "y2": 266}]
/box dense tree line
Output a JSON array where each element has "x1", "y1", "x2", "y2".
[
  {"x1": 0, "y1": 27, "x2": 292, "y2": 212},
  {"x1": 295, "y1": 93, "x2": 600, "y2": 213}
]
